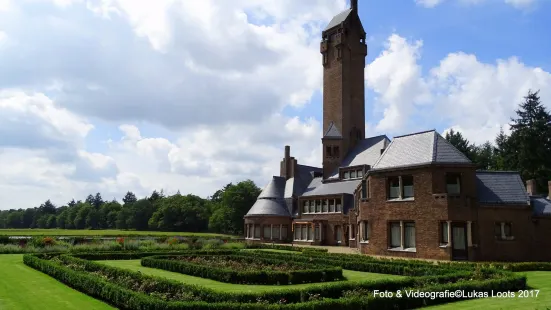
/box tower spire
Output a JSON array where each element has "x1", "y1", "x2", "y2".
[{"x1": 351, "y1": 0, "x2": 358, "y2": 11}]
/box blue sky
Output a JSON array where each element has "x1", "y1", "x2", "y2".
[{"x1": 0, "y1": 0, "x2": 550, "y2": 209}]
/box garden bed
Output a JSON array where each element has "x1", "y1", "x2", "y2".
[
  {"x1": 22, "y1": 249, "x2": 528, "y2": 309},
  {"x1": 141, "y1": 253, "x2": 344, "y2": 284}
]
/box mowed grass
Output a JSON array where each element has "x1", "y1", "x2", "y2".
[
  {"x1": 98, "y1": 259, "x2": 403, "y2": 293},
  {"x1": 424, "y1": 271, "x2": 551, "y2": 310},
  {"x1": 0, "y1": 254, "x2": 113, "y2": 310},
  {"x1": 0, "y1": 229, "x2": 233, "y2": 237}
]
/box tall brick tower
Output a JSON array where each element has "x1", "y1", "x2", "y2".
[{"x1": 320, "y1": 0, "x2": 367, "y2": 179}]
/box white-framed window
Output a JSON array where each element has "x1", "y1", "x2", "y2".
[
  {"x1": 303, "y1": 201, "x2": 309, "y2": 214},
  {"x1": 357, "y1": 170, "x2": 363, "y2": 177},
  {"x1": 402, "y1": 176, "x2": 414, "y2": 198},
  {"x1": 329, "y1": 199, "x2": 335, "y2": 212},
  {"x1": 350, "y1": 170, "x2": 356, "y2": 178},
  {"x1": 389, "y1": 222, "x2": 401, "y2": 248},
  {"x1": 309, "y1": 201, "x2": 315, "y2": 213},
  {"x1": 349, "y1": 224, "x2": 356, "y2": 240},
  {"x1": 281, "y1": 225, "x2": 288, "y2": 239},
  {"x1": 336, "y1": 198, "x2": 342, "y2": 212},
  {"x1": 263, "y1": 225, "x2": 271, "y2": 239},
  {"x1": 360, "y1": 221, "x2": 369, "y2": 241},
  {"x1": 322, "y1": 200, "x2": 328, "y2": 212},
  {"x1": 273, "y1": 226, "x2": 280, "y2": 240},
  {"x1": 388, "y1": 176, "x2": 414, "y2": 200},
  {"x1": 389, "y1": 177, "x2": 400, "y2": 199},
  {"x1": 495, "y1": 222, "x2": 514, "y2": 240},
  {"x1": 254, "y1": 225, "x2": 261, "y2": 238},
  {"x1": 315, "y1": 224, "x2": 320, "y2": 240},
  {"x1": 344, "y1": 171, "x2": 350, "y2": 179},
  {"x1": 316, "y1": 200, "x2": 321, "y2": 213},
  {"x1": 404, "y1": 222, "x2": 416, "y2": 248},
  {"x1": 301, "y1": 225, "x2": 307, "y2": 240},
  {"x1": 441, "y1": 222, "x2": 449, "y2": 244},
  {"x1": 446, "y1": 173, "x2": 461, "y2": 194},
  {"x1": 294, "y1": 225, "x2": 301, "y2": 240}
]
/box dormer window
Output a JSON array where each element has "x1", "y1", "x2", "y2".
[
  {"x1": 446, "y1": 173, "x2": 461, "y2": 194},
  {"x1": 350, "y1": 170, "x2": 356, "y2": 178},
  {"x1": 344, "y1": 171, "x2": 350, "y2": 179}
]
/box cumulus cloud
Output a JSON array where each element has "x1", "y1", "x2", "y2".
[
  {"x1": 415, "y1": 0, "x2": 539, "y2": 8},
  {"x1": 0, "y1": 0, "x2": 549, "y2": 210},
  {"x1": 367, "y1": 35, "x2": 551, "y2": 144}
]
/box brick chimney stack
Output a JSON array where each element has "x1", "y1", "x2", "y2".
[
  {"x1": 526, "y1": 179, "x2": 536, "y2": 196},
  {"x1": 280, "y1": 145, "x2": 297, "y2": 180}
]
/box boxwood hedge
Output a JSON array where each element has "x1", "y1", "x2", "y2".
[
  {"x1": 23, "y1": 252, "x2": 527, "y2": 310},
  {"x1": 141, "y1": 254, "x2": 343, "y2": 285}
]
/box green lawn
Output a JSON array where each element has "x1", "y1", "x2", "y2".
[
  {"x1": 423, "y1": 271, "x2": 551, "y2": 310},
  {"x1": 98, "y1": 259, "x2": 402, "y2": 293},
  {"x1": 0, "y1": 254, "x2": 113, "y2": 310},
  {"x1": 0, "y1": 229, "x2": 233, "y2": 237}
]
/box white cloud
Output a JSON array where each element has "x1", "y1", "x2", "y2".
[
  {"x1": 0, "y1": 1, "x2": 549, "y2": 210},
  {"x1": 415, "y1": 0, "x2": 444, "y2": 8},
  {"x1": 415, "y1": 0, "x2": 539, "y2": 8},
  {"x1": 365, "y1": 34, "x2": 431, "y2": 133},
  {"x1": 367, "y1": 35, "x2": 551, "y2": 144}
]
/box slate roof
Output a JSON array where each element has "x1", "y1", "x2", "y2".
[
  {"x1": 246, "y1": 165, "x2": 322, "y2": 218},
  {"x1": 245, "y1": 176, "x2": 290, "y2": 218},
  {"x1": 371, "y1": 130, "x2": 471, "y2": 171},
  {"x1": 324, "y1": 9, "x2": 352, "y2": 31},
  {"x1": 475, "y1": 171, "x2": 530, "y2": 205},
  {"x1": 531, "y1": 196, "x2": 551, "y2": 216},
  {"x1": 302, "y1": 178, "x2": 360, "y2": 197},
  {"x1": 323, "y1": 122, "x2": 342, "y2": 139},
  {"x1": 329, "y1": 135, "x2": 389, "y2": 179}
]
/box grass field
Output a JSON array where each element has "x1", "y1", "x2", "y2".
[
  {"x1": 98, "y1": 259, "x2": 403, "y2": 292},
  {"x1": 0, "y1": 254, "x2": 113, "y2": 310},
  {"x1": 0, "y1": 229, "x2": 234, "y2": 237},
  {"x1": 425, "y1": 271, "x2": 551, "y2": 310},
  {"x1": 2, "y1": 252, "x2": 550, "y2": 309}
]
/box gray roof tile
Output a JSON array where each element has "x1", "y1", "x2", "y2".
[
  {"x1": 302, "y1": 178, "x2": 360, "y2": 197},
  {"x1": 258, "y1": 176, "x2": 286, "y2": 199},
  {"x1": 245, "y1": 198, "x2": 291, "y2": 218},
  {"x1": 324, "y1": 9, "x2": 352, "y2": 31},
  {"x1": 372, "y1": 130, "x2": 471, "y2": 171},
  {"x1": 532, "y1": 196, "x2": 551, "y2": 216},
  {"x1": 324, "y1": 122, "x2": 342, "y2": 138},
  {"x1": 475, "y1": 171, "x2": 530, "y2": 205},
  {"x1": 329, "y1": 135, "x2": 389, "y2": 178}
]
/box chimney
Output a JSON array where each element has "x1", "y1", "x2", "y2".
[
  {"x1": 526, "y1": 179, "x2": 536, "y2": 196},
  {"x1": 351, "y1": 0, "x2": 358, "y2": 11},
  {"x1": 548, "y1": 181, "x2": 551, "y2": 199},
  {"x1": 283, "y1": 145, "x2": 292, "y2": 180}
]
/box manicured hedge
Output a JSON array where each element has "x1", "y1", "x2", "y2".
[
  {"x1": 142, "y1": 253, "x2": 343, "y2": 285},
  {"x1": 244, "y1": 243, "x2": 328, "y2": 253},
  {"x1": 23, "y1": 253, "x2": 528, "y2": 310},
  {"x1": 236, "y1": 250, "x2": 479, "y2": 277}
]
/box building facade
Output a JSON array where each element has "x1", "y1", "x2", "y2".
[{"x1": 243, "y1": 0, "x2": 551, "y2": 261}]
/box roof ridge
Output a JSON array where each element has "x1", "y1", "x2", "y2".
[{"x1": 394, "y1": 129, "x2": 435, "y2": 139}]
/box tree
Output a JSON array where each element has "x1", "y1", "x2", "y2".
[
  {"x1": 508, "y1": 90, "x2": 551, "y2": 193},
  {"x1": 122, "y1": 191, "x2": 137, "y2": 206},
  {"x1": 474, "y1": 141, "x2": 496, "y2": 170},
  {"x1": 85, "y1": 194, "x2": 95, "y2": 205},
  {"x1": 68, "y1": 199, "x2": 77, "y2": 208},
  {"x1": 125, "y1": 199, "x2": 154, "y2": 231},
  {"x1": 445, "y1": 129, "x2": 476, "y2": 161},
  {"x1": 85, "y1": 209, "x2": 101, "y2": 229},
  {"x1": 149, "y1": 194, "x2": 209, "y2": 231},
  {"x1": 93, "y1": 193, "x2": 104, "y2": 209}
]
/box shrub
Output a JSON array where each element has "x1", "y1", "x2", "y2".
[
  {"x1": 24, "y1": 252, "x2": 528, "y2": 309},
  {"x1": 141, "y1": 253, "x2": 344, "y2": 285}
]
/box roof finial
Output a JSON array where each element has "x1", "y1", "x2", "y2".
[{"x1": 351, "y1": 0, "x2": 358, "y2": 11}]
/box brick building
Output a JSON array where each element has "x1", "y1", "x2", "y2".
[{"x1": 244, "y1": 0, "x2": 551, "y2": 261}]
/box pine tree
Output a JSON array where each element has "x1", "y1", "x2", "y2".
[{"x1": 508, "y1": 90, "x2": 551, "y2": 193}]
